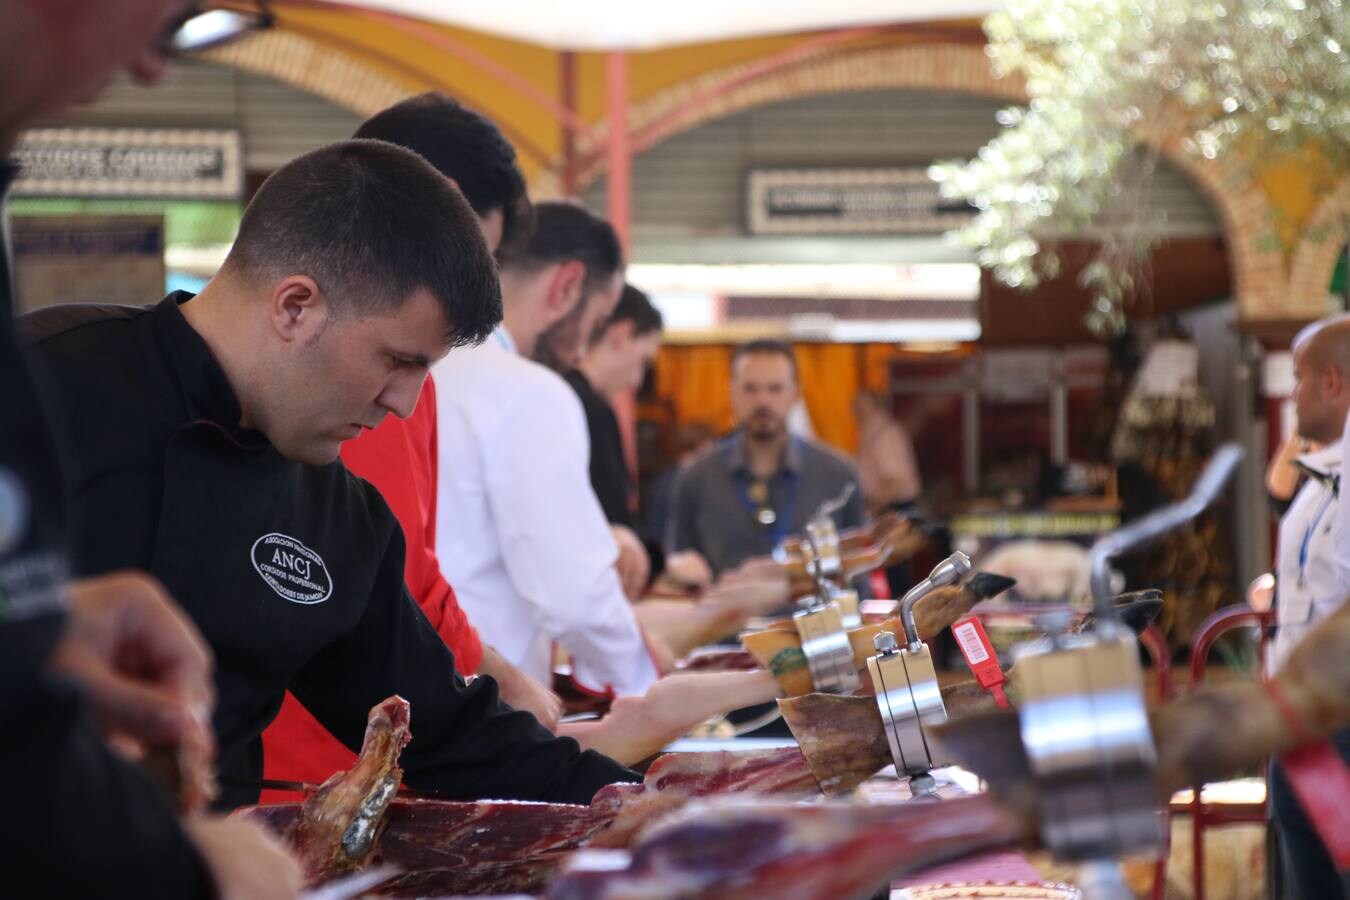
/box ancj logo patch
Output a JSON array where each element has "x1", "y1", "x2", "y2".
[{"x1": 251, "y1": 533, "x2": 333, "y2": 604}]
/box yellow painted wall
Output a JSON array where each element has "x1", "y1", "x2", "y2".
[
  {"x1": 1253, "y1": 151, "x2": 1340, "y2": 257},
  {"x1": 270, "y1": 5, "x2": 909, "y2": 177},
  {"x1": 271, "y1": 5, "x2": 1341, "y2": 299}
]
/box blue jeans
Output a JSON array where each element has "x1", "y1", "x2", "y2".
[{"x1": 1269, "y1": 727, "x2": 1350, "y2": 900}]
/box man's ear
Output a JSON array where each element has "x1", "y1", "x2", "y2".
[
  {"x1": 606, "y1": 317, "x2": 635, "y2": 348},
  {"x1": 267, "y1": 275, "x2": 326, "y2": 343},
  {"x1": 545, "y1": 260, "x2": 587, "y2": 320}
]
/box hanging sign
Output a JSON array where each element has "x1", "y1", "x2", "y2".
[
  {"x1": 10, "y1": 128, "x2": 243, "y2": 199},
  {"x1": 745, "y1": 167, "x2": 974, "y2": 235}
]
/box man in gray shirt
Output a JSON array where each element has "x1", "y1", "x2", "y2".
[{"x1": 667, "y1": 340, "x2": 865, "y2": 577}]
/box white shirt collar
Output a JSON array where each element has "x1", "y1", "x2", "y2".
[
  {"x1": 1298, "y1": 439, "x2": 1343, "y2": 472},
  {"x1": 490, "y1": 325, "x2": 517, "y2": 355}
]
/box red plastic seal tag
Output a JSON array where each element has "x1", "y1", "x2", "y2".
[
  {"x1": 952, "y1": 615, "x2": 1008, "y2": 708},
  {"x1": 1280, "y1": 739, "x2": 1350, "y2": 869}
]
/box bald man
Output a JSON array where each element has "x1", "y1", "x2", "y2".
[{"x1": 1270, "y1": 313, "x2": 1350, "y2": 900}]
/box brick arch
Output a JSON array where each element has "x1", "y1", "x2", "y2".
[
  {"x1": 203, "y1": 30, "x2": 414, "y2": 117},
  {"x1": 1288, "y1": 177, "x2": 1350, "y2": 312},
  {"x1": 563, "y1": 41, "x2": 1285, "y2": 321},
  {"x1": 202, "y1": 28, "x2": 553, "y2": 167}
]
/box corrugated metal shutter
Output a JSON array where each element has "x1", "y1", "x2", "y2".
[
  {"x1": 35, "y1": 60, "x2": 361, "y2": 173},
  {"x1": 586, "y1": 89, "x2": 1219, "y2": 245}
]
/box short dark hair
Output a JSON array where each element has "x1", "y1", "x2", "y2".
[
  {"x1": 595, "y1": 283, "x2": 663, "y2": 344},
  {"x1": 496, "y1": 200, "x2": 623, "y2": 299},
  {"x1": 354, "y1": 93, "x2": 533, "y2": 251},
  {"x1": 224, "y1": 139, "x2": 502, "y2": 349},
  {"x1": 732, "y1": 339, "x2": 798, "y2": 379}
]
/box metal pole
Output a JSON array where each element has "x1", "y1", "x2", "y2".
[
  {"x1": 1050, "y1": 349, "x2": 1068, "y2": 466},
  {"x1": 962, "y1": 357, "x2": 980, "y2": 495}
]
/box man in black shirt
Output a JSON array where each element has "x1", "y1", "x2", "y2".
[
  {"x1": 565, "y1": 284, "x2": 663, "y2": 528},
  {"x1": 564, "y1": 284, "x2": 711, "y2": 592},
  {"x1": 24, "y1": 139, "x2": 638, "y2": 811},
  {"x1": 2, "y1": 1, "x2": 303, "y2": 896}
]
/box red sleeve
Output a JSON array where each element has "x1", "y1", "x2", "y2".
[{"x1": 340, "y1": 377, "x2": 484, "y2": 673}]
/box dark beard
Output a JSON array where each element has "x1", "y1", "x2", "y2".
[{"x1": 531, "y1": 300, "x2": 588, "y2": 373}]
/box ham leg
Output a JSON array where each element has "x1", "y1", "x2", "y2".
[
  {"x1": 289, "y1": 695, "x2": 411, "y2": 882},
  {"x1": 243, "y1": 744, "x2": 825, "y2": 896},
  {"x1": 546, "y1": 794, "x2": 1028, "y2": 900}
]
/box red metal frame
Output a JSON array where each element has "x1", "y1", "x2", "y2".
[
  {"x1": 1137, "y1": 624, "x2": 1173, "y2": 900},
  {"x1": 1183, "y1": 604, "x2": 1276, "y2": 900}
]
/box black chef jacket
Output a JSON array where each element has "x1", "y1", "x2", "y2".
[
  {"x1": 1, "y1": 168, "x2": 211, "y2": 895},
  {"x1": 563, "y1": 369, "x2": 633, "y2": 527},
  {"x1": 23, "y1": 293, "x2": 638, "y2": 810},
  {"x1": 564, "y1": 370, "x2": 665, "y2": 580}
]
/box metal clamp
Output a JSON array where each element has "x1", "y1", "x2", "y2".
[
  {"x1": 830, "y1": 585, "x2": 861, "y2": 630},
  {"x1": 792, "y1": 597, "x2": 860, "y2": 694},
  {"x1": 900, "y1": 552, "x2": 972, "y2": 651},
  {"x1": 868, "y1": 630, "x2": 946, "y2": 784},
  {"x1": 1013, "y1": 628, "x2": 1163, "y2": 860},
  {"x1": 804, "y1": 517, "x2": 843, "y2": 582},
  {"x1": 1014, "y1": 443, "x2": 1243, "y2": 862}
]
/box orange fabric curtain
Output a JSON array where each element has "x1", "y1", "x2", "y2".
[
  {"x1": 652, "y1": 344, "x2": 736, "y2": 435},
  {"x1": 795, "y1": 342, "x2": 863, "y2": 453}
]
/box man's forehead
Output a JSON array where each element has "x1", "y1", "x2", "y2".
[
  {"x1": 373, "y1": 288, "x2": 454, "y2": 354},
  {"x1": 734, "y1": 353, "x2": 793, "y2": 379}
]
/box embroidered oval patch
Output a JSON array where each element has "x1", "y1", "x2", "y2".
[{"x1": 251, "y1": 532, "x2": 333, "y2": 605}]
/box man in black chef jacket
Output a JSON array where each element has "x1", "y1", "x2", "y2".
[
  {"x1": 23, "y1": 138, "x2": 639, "y2": 810},
  {"x1": 2, "y1": 0, "x2": 303, "y2": 896}
]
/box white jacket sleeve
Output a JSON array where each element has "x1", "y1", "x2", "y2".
[{"x1": 483, "y1": 378, "x2": 659, "y2": 697}]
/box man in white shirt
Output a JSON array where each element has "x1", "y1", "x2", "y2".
[
  {"x1": 1271, "y1": 313, "x2": 1350, "y2": 899},
  {"x1": 1274, "y1": 317, "x2": 1350, "y2": 673},
  {"x1": 433, "y1": 201, "x2": 661, "y2": 697}
]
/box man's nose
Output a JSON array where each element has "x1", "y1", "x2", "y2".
[{"x1": 380, "y1": 372, "x2": 427, "y2": 420}]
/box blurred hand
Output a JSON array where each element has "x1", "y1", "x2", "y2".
[
  {"x1": 1247, "y1": 572, "x2": 1276, "y2": 613},
  {"x1": 560, "y1": 670, "x2": 781, "y2": 765},
  {"x1": 478, "y1": 645, "x2": 562, "y2": 731},
  {"x1": 726, "y1": 555, "x2": 786, "y2": 582},
  {"x1": 52, "y1": 571, "x2": 214, "y2": 753},
  {"x1": 185, "y1": 816, "x2": 303, "y2": 900},
  {"x1": 611, "y1": 525, "x2": 651, "y2": 600},
  {"x1": 663, "y1": 550, "x2": 712, "y2": 591}
]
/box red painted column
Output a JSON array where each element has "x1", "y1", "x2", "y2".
[{"x1": 605, "y1": 51, "x2": 632, "y2": 249}]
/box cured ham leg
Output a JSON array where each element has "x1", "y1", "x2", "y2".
[
  {"x1": 1153, "y1": 597, "x2": 1350, "y2": 793},
  {"x1": 782, "y1": 515, "x2": 931, "y2": 597},
  {"x1": 586, "y1": 746, "x2": 821, "y2": 849},
  {"x1": 374, "y1": 798, "x2": 613, "y2": 896},
  {"x1": 930, "y1": 600, "x2": 1350, "y2": 827},
  {"x1": 778, "y1": 693, "x2": 892, "y2": 794},
  {"x1": 242, "y1": 745, "x2": 825, "y2": 895},
  {"x1": 546, "y1": 794, "x2": 1028, "y2": 900},
  {"x1": 743, "y1": 573, "x2": 1015, "y2": 697},
  {"x1": 779, "y1": 590, "x2": 1172, "y2": 795},
  {"x1": 375, "y1": 748, "x2": 821, "y2": 895},
  {"x1": 290, "y1": 695, "x2": 411, "y2": 882},
  {"x1": 559, "y1": 670, "x2": 782, "y2": 766}
]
